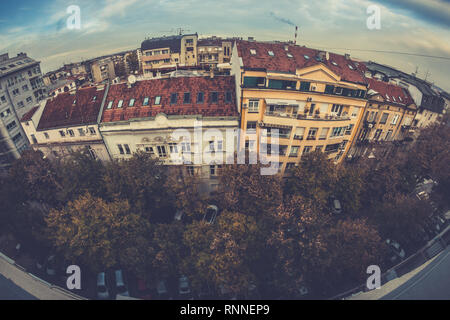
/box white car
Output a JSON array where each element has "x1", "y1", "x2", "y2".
[
  {"x1": 178, "y1": 275, "x2": 191, "y2": 296},
  {"x1": 386, "y1": 239, "x2": 405, "y2": 262},
  {"x1": 46, "y1": 255, "x2": 57, "y2": 276},
  {"x1": 96, "y1": 272, "x2": 110, "y2": 299},
  {"x1": 115, "y1": 270, "x2": 129, "y2": 298},
  {"x1": 203, "y1": 205, "x2": 218, "y2": 224}
]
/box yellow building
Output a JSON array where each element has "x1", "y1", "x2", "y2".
[
  {"x1": 231, "y1": 40, "x2": 368, "y2": 173},
  {"x1": 197, "y1": 37, "x2": 233, "y2": 69},
  {"x1": 141, "y1": 34, "x2": 198, "y2": 76}
]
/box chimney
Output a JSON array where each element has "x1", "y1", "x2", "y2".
[
  {"x1": 294, "y1": 26, "x2": 298, "y2": 45},
  {"x1": 210, "y1": 69, "x2": 214, "y2": 79},
  {"x1": 326, "y1": 52, "x2": 329, "y2": 61},
  {"x1": 345, "y1": 53, "x2": 351, "y2": 60},
  {"x1": 248, "y1": 37, "x2": 254, "y2": 41},
  {"x1": 318, "y1": 51, "x2": 326, "y2": 61}
]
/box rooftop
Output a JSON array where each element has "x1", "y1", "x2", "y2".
[
  {"x1": 235, "y1": 40, "x2": 366, "y2": 85},
  {"x1": 366, "y1": 78, "x2": 415, "y2": 106},
  {"x1": 20, "y1": 106, "x2": 40, "y2": 122},
  {"x1": 101, "y1": 75, "x2": 238, "y2": 123},
  {"x1": 0, "y1": 53, "x2": 39, "y2": 78},
  {"x1": 141, "y1": 34, "x2": 197, "y2": 53},
  {"x1": 37, "y1": 86, "x2": 105, "y2": 131}
]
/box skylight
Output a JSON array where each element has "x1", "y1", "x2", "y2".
[
  {"x1": 392, "y1": 96, "x2": 396, "y2": 102},
  {"x1": 143, "y1": 97, "x2": 149, "y2": 106},
  {"x1": 129, "y1": 98, "x2": 135, "y2": 107},
  {"x1": 331, "y1": 61, "x2": 338, "y2": 66},
  {"x1": 386, "y1": 94, "x2": 390, "y2": 100},
  {"x1": 287, "y1": 53, "x2": 293, "y2": 58},
  {"x1": 268, "y1": 51, "x2": 274, "y2": 56},
  {"x1": 155, "y1": 96, "x2": 161, "y2": 105},
  {"x1": 304, "y1": 55, "x2": 310, "y2": 59},
  {"x1": 348, "y1": 64, "x2": 354, "y2": 70},
  {"x1": 398, "y1": 96, "x2": 402, "y2": 102},
  {"x1": 107, "y1": 101, "x2": 113, "y2": 109},
  {"x1": 250, "y1": 49, "x2": 256, "y2": 55},
  {"x1": 118, "y1": 100, "x2": 124, "y2": 108}
]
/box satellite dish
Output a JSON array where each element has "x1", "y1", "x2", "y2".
[{"x1": 128, "y1": 75, "x2": 136, "y2": 84}]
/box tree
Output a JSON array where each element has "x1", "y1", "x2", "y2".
[
  {"x1": 54, "y1": 149, "x2": 106, "y2": 203},
  {"x1": 334, "y1": 165, "x2": 364, "y2": 217},
  {"x1": 114, "y1": 61, "x2": 127, "y2": 78},
  {"x1": 284, "y1": 151, "x2": 337, "y2": 210},
  {"x1": 45, "y1": 193, "x2": 152, "y2": 274},
  {"x1": 215, "y1": 163, "x2": 283, "y2": 218},
  {"x1": 103, "y1": 152, "x2": 175, "y2": 223},
  {"x1": 126, "y1": 51, "x2": 140, "y2": 74}
]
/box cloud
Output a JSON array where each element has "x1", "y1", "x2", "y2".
[{"x1": 374, "y1": 0, "x2": 450, "y2": 28}]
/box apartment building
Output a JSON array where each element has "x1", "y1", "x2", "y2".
[
  {"x1": 91, "y1": 58, "x2": 116, "y2": 83},
  {"x1": 348, "y1": 76, "x2": 417, "y2": 159},
  {"x1": 363, "y1": 62, "x2": 445, "y2": 131},
  {"x1": 20, "y1": 86, "x2": 110, "y2": 162},
  {"x1": 0, "y1": 52, "x2": 46, "y2": 170},
  {"x1": 99, "y1": 75, "x2": 239, "y2": 191},
  {"x1": 197, "y1": 37, "x2": 233, "y2": 69},
  {"x1": 231, "y1": 40, "x2": 368, "y2": 173},
  {"x1": 140, "y1": 34, "x2": 198, "y2": 76}
]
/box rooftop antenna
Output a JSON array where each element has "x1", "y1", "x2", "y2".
[
  {"x1": 424, "y1": 69, "x2": 430, "y2": 82},
  {"x1": 294, "y1": 26, "x2": 298, "y2": 45}
]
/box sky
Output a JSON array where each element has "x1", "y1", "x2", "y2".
[{"x1": 0, "y1": 0, "x2": 449, "y2": 91}]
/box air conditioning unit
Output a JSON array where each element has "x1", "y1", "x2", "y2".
[
  {"x1": 243, "y1": 103, "x2": 248, "y2": 109},
  {"x1": 368, "y1": 124, "x2": 373, "y2": 128},
  {"x1": 311, "y1": 86, "x2": 316, "y2": 91}
]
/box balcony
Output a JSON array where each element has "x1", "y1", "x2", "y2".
[{"x1": 264, "y1": 111, "x2": 350, "y2": 122}]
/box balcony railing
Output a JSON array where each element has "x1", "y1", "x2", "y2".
[{"x1": 264, "y1": 111, "x2": 350, "y2": 121}]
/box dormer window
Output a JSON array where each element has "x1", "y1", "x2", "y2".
[
  {"x1": 143, "y1": 97, "x2": 149, "y2": 106},
  {"x1": 117, "y1": 100, "x2": 124, "y2": 108},
  {"x1": 170, "y1": 93, "x2": 178, "y2": 104},
  {"x1": 155, "y1": 96, "x2": 161, "y2": 105},
  {"x1": 197, "y1": 92, "x2": 204, "y2": 103},
  {"x1": 268, "y1": 51, "x2": 274, "y2": 56},
  {"x1": 129, "y1": 98, "x2": 135, "y2": 107},
  {"x1": 250, "y1": 49, "x2": 256, "y2": 55},
  {"x1": 385, "y1": 94, "x2": 390, "y2": 100},
  {"x1": 398, "y1": 96, "x2": 402, "y2": 102},
  {"x1": 107, "y1": 101, "x2": 113, "y2": 109},
  {"x1": 211, "y1": 92, "x2": 218, "y2": 103}
]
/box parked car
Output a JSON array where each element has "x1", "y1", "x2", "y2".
[
  {"x1": 36, "y1": 253, "x2": 46, "y2": 271},
  {"x1": 115, "y1": 270, "x2": 129, "y2": 298},
  {"x1": 331, "y1": 198, "x2": 342, "y2": 215},
  {"x1": 46, "y1": 255, "x2": 57, "y2": 276},
  {"x1": 203, "y1": 205, "x2": 218, "y2": 224},
  {"x1": 96, "y1": 272, "x2": 110, "y2": 299},
  {"x1": 136, "y1": 278, "x2": 152, "y2": 300},
  {"x1": 174, "y1": 210, "x2": 184, "y2": 222},
  {"x1": 156, "y1": 279, "x2": 169, "y2": 298},
  {"x1": 178, "y1": 275, "x2": 191, "y2": 296},
  {"x1": 386, "y1": 239, "x2": 405, "y2": 263}
]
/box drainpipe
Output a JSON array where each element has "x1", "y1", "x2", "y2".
[{"x1": 96, "y1": 82, "x2": 113, "y2": 161}]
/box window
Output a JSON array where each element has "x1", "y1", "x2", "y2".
[
  {"x1": 246, "y1": 121, "x2": 257, "y2": 131},
  {"x1": 225, "y1": 91, "x2": 232, "y2": 103},
  {"x1": 169, "y1": 143, "x2": 178, "y2": 154},
  {"x1": 243, "y1": 77, "x2": 265, "y2": 88},
  {"x1": 0, "y1": 108, "x2": 11, "y2": 118},
  {"x1": 44, "y1": 132, "x2": 49, "y2": 139},
  {"x1": 68, "y1": 129, "x2": 75, "y2": 137},
  {"x1": 385, "y1": 130, "x2": 393, "y2": 141},
  {"x1": 379, "y1": 113, "x2": 389, "y2": 124},
  {"x1": 325, "y1": 85, "x2": 334, "y2": 94},
  {"x1": 183, "y1": 92, "x2": 191, "y2": 104},
  {"x1": 124, "y1": 144, "x2": 131, "y2": 154},
  {"x1": 12, "y1": 89, "x2": 20, "y2": 96},
  {"x1": 299, "y1": 82, "x2": 311, "y2": 92},
  {"x1": 217, "y1": 140, "x2": 223, "y2": 152},
  {"x1": 245, "y1": 140, "x2": 255, "y2": 151},
  {"x1": 17, "y1": 101, "x2": 24, "y2": 108},
  {"x1": 289, "y1": 146, "x2": 299, "y2": 157},
  {"x1": 316, "y1": 145, "x2": 323, "y2": 152},
  {"x1": 89, "y1": 127, "x2": 96, "y2": 135},
  {"x1": 59, "y1": 130, "x2": 66, "y2": 137},
  {"x1": 6, "y1": 121, "x2": 17, "y2": 131},
  {"x1": 268, "y1": 79, "x2": 296, "y2": 90},
  {"x1": 107, "y1": 101, "x2": 113, "y2": 109},
  {"x1": 12, "y1": 133, "x2": 22, "y2": 143},
  {"x1": 145, "y1": 147, "x2": 154, "y2": 155},
  {"x1": 325, "y1": 143, "x2": 340, "y2": 153},
  {"x1": 351, "y1": 108, "x2": 359, "y2": 118},
  {"x1": 143, "y1": 97, "x2": 149, "y2": 106},
  {"x1": 187, "y1": 166, "x2": 195, "y2": 176},
  {"x1": 302, "y1": 146, "x2": 312, "y2": 154},
  {"x1": 208, "y1": 141, "x2": 215, "y2": 152},
  {"x1": 118, "y1": 144, "x2": 124, "y2": 154},
  {"x1": 330, "y1": 127, "x2": 345, "y2": 137},
  {"x1": 26, "y1": 96, "x2": 32, "y2": 103},
  {"x1": 391, "y1": 114, "x2": 399, "y2": 125},
  {"x1": 345, "y1": 124, "x2": 354, "y2": 135},
  {"x1": 78, "y1": 128, "x2": 85, "y2": 136},
  {"x1": 210, "y1": 165, "x2": 222, "y2": 177},
  {"x1": 157, "y1": 146, "x2": 167, "y2": 157},
  {"x1": 248, "y1": 100, "x2": 259, "y2": 113},
  {"x1": 197, "y1": 92, "x2": 204, "y2": 104},
  {"x1": 268, "y1": 50, "x2": 274, "y2": 56},
  {"x1": 294, "y1": 127, "x2": 305, "y2": 140},
  {"x1": 331, "y1": 104, "x2": 343, "y2": 115},
  {"x1": 22, "y1": 85, "x2": 29, "y2": 91},
  {"x1": 210, "y1": 92, "x2": 218, "y2": 103},
  {"x1": 319, "y1": 127, "x2": 329, "y2": 140},
  {"x1": 307, "y1": 128, "x2": 318, "y2": 140},
  {"x1": 129, "y1": 99, "x2": 135, "y2": 107},
  {"x1": 155, "y1": 96, "x2": 161, "y2": 105},
  {"x1": 117, "y1": 100, "x2": 124, "y2": 108},
  {"x1": 250, "y1": 49, "x2": 256, "y2": 55},
  {"x1": 170, "y1": 93, "x2": 178, "y2": 105},
  {"x1": 181, "y1": 142, "x2": 191, "y2": 153},
  {"x1": 30, "y1": 134, "x2": 37, "y2": 144}
]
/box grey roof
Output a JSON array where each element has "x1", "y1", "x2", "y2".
[
  {"x1": 141, "y1": 35, "x2": 184, "y2": 53},
  {"x1": 0, "y1": 53, "x2": 39, "y2": 78}
]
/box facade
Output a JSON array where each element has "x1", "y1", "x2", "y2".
[
  {"x1": 197, "y1": 37, "x2": 233, "y2": 69},
  {"x1": 363, "y1": 62, "x2": 445, "y2": 132},
  {"x1": 91, "y1": 58, "x2": 116, "y2": 83},
  {"x1": 349, "y1": 76, "x2": 417, "y2": 160},
  {"x1": 0, "y1": 52, "x2": 46, "y2": 170},
  {"x1": 20, "y1": 86, "x2": 110, "y2": 162},
  {"x1": 99, "y1": 75, "x2": 239, "y2": 191},
  {"x1": 231, "y1": 40, "x2": 368, "y2": 174},
  {"x1": 140, "y1": 34, "x2": 198, "y2": 76}
]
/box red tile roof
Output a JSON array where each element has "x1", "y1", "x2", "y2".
[
  {"x1": 20, "y1": 106, "x2": 39, "y2": 122},
  {"x1": 101, "y1": 76, "x2": 238, "y2": 123},
  {"x1": 37, "y1": 86, "x2": 105, "y2": 130},
  {"x1": 366, "y1": 78, "x2": 414, "y2": 106},
  {"x1": 236, "y1": 40, "x2": 366, "y2": 84}
]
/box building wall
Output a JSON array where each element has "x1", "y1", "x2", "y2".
[
  {"x1": 91, "y1": 59, "x2": 116, "y2": 83},
  {"x1": 100, "y1": 113, "x2": 239, "y2": 191},
  {"x1": 235, "y1": 66, "x2": 367, "y2": 173}
]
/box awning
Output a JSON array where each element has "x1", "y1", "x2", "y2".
[
  {"x1": 265, "y1": 98, "x2": 299, "y2": 106},
  {"x1": 259, "y1": 122, "x2": 292, "y2": 129}
]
